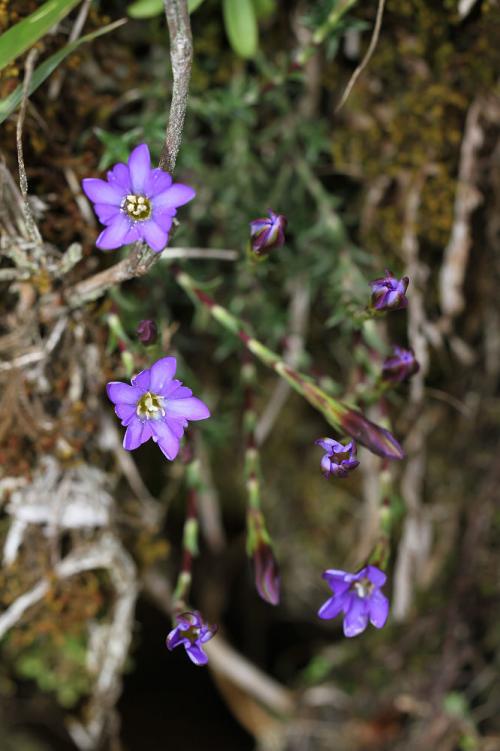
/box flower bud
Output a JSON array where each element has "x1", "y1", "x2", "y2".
[
  {"x1": 253, "y1": 540, "x2": 281, "y2": 606},
  {"x1": 136, "y1": 319, "x2": 158, "y2": 345},
  {"x1": 249, "y1": 210, "x2": 287, "y2": 255},
  {"x1": 382, "y1": 346, "x2": 419, "y2": 383},
  {"x1": 370, "y1": 270, "x2": 409, "y2": 311},
  {"x1": 338, "y1": 407, "x2": 404, "y2": 460}
]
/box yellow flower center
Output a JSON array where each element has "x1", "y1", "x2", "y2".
[
  {"x1": 136, "y1": 391, "x2": 165, "y2": 420},
  {"x1": 123, "y1": 194, "x2": 152, "y2": 221}
]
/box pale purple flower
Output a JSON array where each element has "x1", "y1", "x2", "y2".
[
  {"x1": 370, "y1": 270, "x2": 409, "y2": 311},
  {"x1": 382, "y1": 346, "x2": 419, "y2": 383},
  {"x1": 315, "y1": 437, "x2": 359, "y2": 478},
  {"x1": 249, "y1": 210, "x2": 287, "y2": 255},
  {"x1": 106, "y1": 356, "x2": 210, "y2": 460},
  {"x1": 166, "y1": 611, "x2": 216, "y2": 666},
  {"x1": 318, "y1": 565, "x2": 389, "y2": 637},
  {"x1": 136, "y1": 319, "x2": 158, "y2": 345},
  {"x1": 82, "y1": 144, "x2": 195, "y2": 252}
]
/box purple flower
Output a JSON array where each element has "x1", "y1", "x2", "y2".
[
  {"x1": 166, "y1": 611, "x2": 216, "y2": 666},
  {"x1": 82, "y1": 144, "x2": 195, "y2": 252},
  {"x1": 106, "y1": 356, "x2": 210, "y2": 460},
  {"x1": 370, "y1": 270, "x2": 409, "y2": 311},
  {"x1": 315, "y1": 437, "x2": 359, "y2": 478},
  {"x1": 382, "y1": 346, "x2": 419, "y2": 383},
  {"x1": 318, "y1": 565, "x2": 389, "y2": 637},
  {"x1": 249, "y1": 210, "x2": 287, "y2": 255},
  {"x1": 136, "y1": 319, "x2": 158, "y2": 345}
]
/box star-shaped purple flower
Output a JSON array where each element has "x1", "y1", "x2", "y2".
[
  {"x1": 382, "y1": 346, "x2": 419, "y2": 383},
  {"x1": 166, "y1": 611, "x2": 216, "y2": 666},
  {"x1": 82, "y1": 144, "x2": 195, "y2": 252},
  {"x1": 315, "y1": 437, "x2": 359, "y2": 478},
  {"x1": 249, "y1": 210, "x2": 287, "y2": 255},
  {"x1": 370, "y1": 270, "x2": 409, "y2": 311},
  {"x1": 318, "y1": 565, "x2": 389, "y2": 637},
  {"x1": 106, "y1": 356, "x2": 210, "y2": 460}
]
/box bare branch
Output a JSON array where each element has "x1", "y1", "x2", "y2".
[
  {"x1": 335, "y1": 0, "x2": 386, "y2": 113},
  {"x1": 159, "y1": 0, "x2": 193, "y2": 173}
]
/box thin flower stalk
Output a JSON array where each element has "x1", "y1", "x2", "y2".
[
  {"x1": 175, "y1": 270, "x2": 404, "y2": 461},
  {"x1": 242, "y1": 359, "x2": 280, "y2": 605},
  {"x1": 172, "y1": 456, "x2": 202, "y2": 614}
]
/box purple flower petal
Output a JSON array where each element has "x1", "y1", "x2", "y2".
[
  {"x1": 151, "y1": 420, "x2": 180, "y2": 460},
  {"x1": 164, "y1": 382, "x2": 192, "y2": 399},
  {"x1": 365, "y1": 565, "x2": 387, "y2": 587},
  {"x1": 368, "y1": 590, "x2": 389, "y2": 628},
  {"x1": 164, "y1": 396, "x2": 210, "y2": 421},
  {"x1": 107, "y1": 163, "x2": 132, "y2": 192},
  {"x1": 123, "y1": 225, "x2": 140, "y2": 244},
  {"x1": 343, "y1": 596, "x2": 369, "y2": 637},
  {"x1": 131, "y1": 369, "x2": 150, "y2": 390},
  {"x1": 152, "y1": 212, "x2": 174, "y2": 233},
  {"x1": 93, "y1": 203, "x2": 121, "y2": 225},
  {"x1": 149, "y1": 357, "x2": 177, "y2": 393},
  {"x1": 152, "y1": 184, "x2": 196, "y2": 211},
  {"x1": 128, "y1": 144, "x2": 152, "y2": 194},
  {"x1": 106, "y1": 382, "x2": 142, "y2": 405},
  {"x1": 96, "y1": 214, "x2": 131, "y2": 250},
  {"x1": 318, "y1": 593, "x2": 347, "y2": 620},
  {"x1": 114, "y1": 403, "x2": 137, "y2": 425},
  {"x1": 140, "y1": 220, "x2": 168, "y2": 252},
  {"x1": 320, "y1": 454, "x2": 332, "y2": 475},
  {"x1": 82, "y1": 178, "x2": 124, "y2": 206},
  {"x1": 164, "y1": 417, "x2": 186, "y2": 439},
  {"x1": 166, "y1": 628, "x2": 188, "y2": 650},
  {"x1": 145, "y1": 168, "x2": 173, "y2": 195},
  {"x1": 123, "y1": 419, "x2": 153, "y2": 450},
  {"x1": 185, "y1": 643, "x2": 209, "y2": 666}
]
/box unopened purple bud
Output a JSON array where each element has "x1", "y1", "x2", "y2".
[
  {"x1": 249, "y1": 210, "x2": 287, "y2": 255},
  {"x1": 382, "y1": 346, "x2": 419, "y2": 383},
  {"x1": 339, "y1": 408, "x2": 404, "y2": 460},
  {"x1": 370, "y1": 270, "x2": 409, "y2": 311},
  {"x1": 136, "y1": 319, "x2": 158, "y2": 345},
  {"x1": 253, "y1": 541, "x2": 280, "y2": 606},
  {"x1": 315, "y1": 438, "x2": 359, "y2": 478}
]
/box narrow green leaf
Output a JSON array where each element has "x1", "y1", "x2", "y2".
[
  {"x1": 127, "y1": 0, "x2": 205, "y2": 18},
  {"x1": 0, "y1": 19, "x2": 127, "y2": 125},
  {"x1": 222, "y1": 0, "x2": 258, "y2": 59},
  {"x1": 0, "y1": 0, "x2": 82, "y2": 72}
]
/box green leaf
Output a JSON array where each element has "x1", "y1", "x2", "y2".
[
  {"x1": 0, "y1": 19, "x2": 126, "y2": 125},
  {"x1": 222, "y1": 0, "x2": 258, "y2": 59},
  {"x1": 251, "y1": 0, "x2": 276, "y2": 19},
  {"x1": 0, "y1": 0, "x2": 83, "y2": 72},
  {"x1": 127, "y1": 0, "x2": 205, "y2": 18}
]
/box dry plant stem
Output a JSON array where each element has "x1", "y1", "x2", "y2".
[
  {"x1": 335, "y1": 0, "x2": 386, "y2": 113},
  {"x1": 255, "y1": 275, "x2": 310, "y2": 446},
  {"x1": 143, "y1": 570, "x2": 295, "y2": 717},
  {"x1": 17, "y1": 48, "x2": 42, "y2": 247},
  {"x1": 65, "y1": 0, "x2": 193, "y2": 309},
  {"x1": 393, "y1": 175, "x2": 432, "y2": 620},
  {"x1": 159, "y1": 0, "x2": 193, "y2": 173},
  {"x1": 439, "y1": 98, "x2": 483, "y2": 321},
  {"x1": 48, "y1": 0, "x2": 92, "y2": 100}
]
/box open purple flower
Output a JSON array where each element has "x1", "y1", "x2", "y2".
[
  {"x1": 315, "y1": 437, "x2": 359, "y2": 478},
  {"x1": 106, "y1": 356, "x2": 210, "y2": 460},
  {"x1": 318, "y1": 565, "x2": 389, "y2": 637},
  {"x1": 250, "y1": 210, "x2": 287, "y2": 255},
  {"x1": 382, "y1": 346, "x2": 419, "y2": 383},
  {"x1": 370, "y1": 270, "x2": 409, "y2": 311},
  {"x1": 82, "y1": 144, "x2": 195, "y2": 252},
  {"x1": 166, "y1": 611, "x2": 216, "y2": 666}
]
